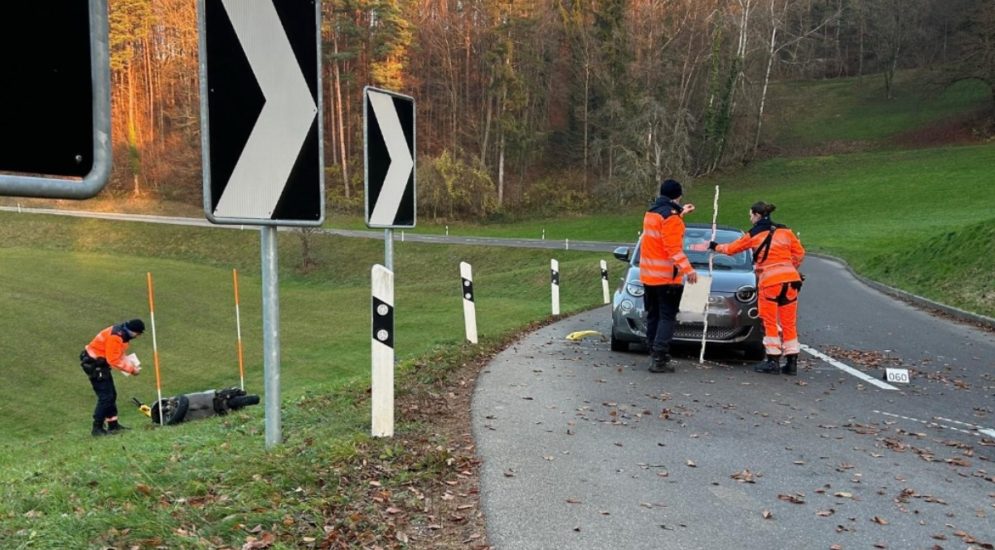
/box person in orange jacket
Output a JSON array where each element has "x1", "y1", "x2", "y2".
[
  {"x1": 708, "y1": 202, "x2": 805, "y2": 375},
  {"x1": 80, "y1": 319, "x2": 144, "y2": 436},
  {"x1": 640, "y1": 179, "x2": 699, "y2": 373}
]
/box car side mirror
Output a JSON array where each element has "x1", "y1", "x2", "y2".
[{"x1": 613, "y1": 246, "x2": 631, "y2": 262}]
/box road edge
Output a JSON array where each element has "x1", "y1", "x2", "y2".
[{"x1": 810, "y1": 252, "x2": 995, "y2": 331}]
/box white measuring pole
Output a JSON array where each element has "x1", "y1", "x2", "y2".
[
  {"x1": 232, "y1": 268, "x2": 245, "y2": 391},
  {"x1": 551, "y1": 259, "x2": 560, "y2": 315},
  {"x1": 460, "y1": 262, "x2": 478, "y2": 344},
  {"x1": 600, "y1": 260, "x2": 610, "y2": 304},
  {"x1": 371, "y1": 264, "x2": 395, "y2": 437},
  {"x1": 146, "y1": 272, "x2": 165, "y2": 427},
  {"x1": 699, "y1": 185, "x2": 720, "y2": 364}
]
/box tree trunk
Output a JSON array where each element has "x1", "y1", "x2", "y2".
[
  {"x1": 333, "y1": 30, "x2": 350, "y2": 199},
  {"x1": 498, "y1": 132, "x2": 505, "y2": 207}
]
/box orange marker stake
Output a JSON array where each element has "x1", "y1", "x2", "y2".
[
  {"x1": 147, "y1": 272, "x2": 165, "y2": 426},
  {"x1": 233, "y1": 268, "x2": 245, "y2": 391}
]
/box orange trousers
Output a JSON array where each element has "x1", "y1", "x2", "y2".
[{"x1": 758, "y1": 283, "x2": 799, "y2": 356}]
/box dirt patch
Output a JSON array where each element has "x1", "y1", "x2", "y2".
[{"x1": 889, "y1": 109, "x2": 994, "y2": 148}]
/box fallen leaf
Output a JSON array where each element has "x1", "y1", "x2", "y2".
[
  {"x1": 686, "y1": 460, "x2": 697, "y2": 468},
  {"x1": 566, "y1": 498, "x2": 582, "y2": 504},
  {"x1": 731, "y1": 469, "x2": 756, "y2": 483},
  {"x1": 762, "y1": 510, "x2": 773, "y2": 520},
  {"x1": 834, "y1": 492, "x2": 853, "y2": 499},
  {"x1": 872, "y1": 515, "x2": 889, "y2": 525},
  {"x1": 777, "y1": 494, "x2": 805, "y2": 504},
  {"x1": 817, "y1": 509, "x2": 835, "y2": 517}
]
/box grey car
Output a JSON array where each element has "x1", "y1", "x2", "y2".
[{"x1": 610, "y1": 223, "x2": 765, "y2": 359}]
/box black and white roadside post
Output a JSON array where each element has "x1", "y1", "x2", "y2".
[
  {"x1": 0, "y1": 1, "x2": 112, "y2": 199},
  {"x1": 199, "y1": 0, "x2": 323, "y2": 449},
  {"x1": 371, "y1": 265, "x2": 395, "y2": 437},
  {"x1": 600, "y1": 260, "x2": 610, "y2": 304},
  {"x1": 461, "y1": 262, "x2": 478, "y2": 344},
  {"x1": 551, "y1": 259, "x2": 561, "y2": 316}
]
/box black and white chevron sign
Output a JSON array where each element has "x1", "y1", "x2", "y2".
[
  {"x1": 364, "y1": 87, "x2": 415, "y2": 228},
  {"x1": 200, "y1": 0, "x2": 323, "y2": 225}
]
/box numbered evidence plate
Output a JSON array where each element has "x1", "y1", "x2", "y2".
[
  {"x1": 676, "y1": 275, "x2": 712, "y2": 322},
  {"x1": 885, "y1": 367, "x2": 910, "y2": 384}
]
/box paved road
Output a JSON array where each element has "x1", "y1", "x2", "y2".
[{"x1": 473, "y1": 256, "x2": 995, "y2": 549}]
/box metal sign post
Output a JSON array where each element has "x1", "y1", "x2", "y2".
[{"x1": 260, "y1": 227, "x2": 281, "y2": 447}]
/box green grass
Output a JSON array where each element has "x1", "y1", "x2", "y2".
[
  {"x1": 767, "y1": 71, "x2": 991, "y2": 148},
  {"x1": 0, "y1": 212, "x2": 607, "y2": 547},
  {"x1": 348, "y1": 142, "x2": 995, "y2": 318}
]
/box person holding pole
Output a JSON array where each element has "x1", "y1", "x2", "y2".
[
  {"x1": 640, "y1": 179, "x2": 698, "y2": 373},
  {"x1": 708, "y1": 202, "x2": 805, "y2": 375},
  {"x1": 80, "y1": 319, "x2": 144, "y2": 436}
]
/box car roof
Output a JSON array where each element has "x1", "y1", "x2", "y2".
[{"x1": 685, "y1": 222, "x2": 742, "y2": 233}]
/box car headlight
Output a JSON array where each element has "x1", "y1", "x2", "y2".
[
  {"x1": 625, "y1": 282, "x2": 645, "y2": 297},
  {"x1": 620, "y1": 299, "x2": 634, "y2": 313},
  {"x1": 735, "y1": 285, "x2": 757, "y2": 303}
]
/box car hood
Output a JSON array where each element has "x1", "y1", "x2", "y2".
[{"x1": 626, "y1": 266, "x2": 755, "y2": 292}]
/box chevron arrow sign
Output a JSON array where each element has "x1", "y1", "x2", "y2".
[
  {"x1": 364, "y1": 87, "x2": 416, "y2": 229},
  {"x1": 199, "y1": 0, "x2": 323, "y2": 226}
]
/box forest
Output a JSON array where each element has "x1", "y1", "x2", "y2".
[{"x1": 106, "y1": 0, "x2": 995, "y2": 219}]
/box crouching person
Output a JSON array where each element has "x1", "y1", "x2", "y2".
[{"x1": 80, "y1": 319, "x2": 144, "y2": 436}]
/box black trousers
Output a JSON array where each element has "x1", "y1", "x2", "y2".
[
  {"x1": 88, "y1": 365, "x2": 118, "y2": 424},
  {"x1": 644, "y1": 284, "x2": 684, "y2": 355}
]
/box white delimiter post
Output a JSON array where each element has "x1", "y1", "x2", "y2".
[
  {"x1": 600, "y1": 260, "x2": 610, "y2": 304},
  {"x1": 551, "y1": 259, "x2": 560, "y2": 315},
  {"x1": 371, "y1": 264, "x2": 395, "y2": 437},
  {"x1": 460, "y1": 262, "x2": 478, "y2": 344}
]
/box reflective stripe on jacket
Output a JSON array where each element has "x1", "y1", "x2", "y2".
[
  {"x1": 716, "y1": 220, "x2": 805, "y2": 289},
  {"x1": 640, "y1": 198, "x2": 693, "y2": 286},
  {"x1": 85, "y1": 324, "x2": 137, "y2": 374}
]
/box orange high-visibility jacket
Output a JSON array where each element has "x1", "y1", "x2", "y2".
[
  {"x1": 640, "y1": 198, "x2": 693, "y2": 286},
  {"x1": 85, "y1": 324, "x2": 138, "y2": 374},
  {"x1": 716, "y1": 221, "x2": 805, "y2": 288}
]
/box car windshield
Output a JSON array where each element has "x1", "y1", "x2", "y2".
[{"x1": 633, "y1": 227, "x2": 752, "y2": 270}]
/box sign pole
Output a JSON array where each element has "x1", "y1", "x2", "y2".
[
  {"x1": 384, "y1": 228, "x2": 394, "y2": 271},
  {"x1": 260, "y1": 226, "x2": 281, "y2": 448}
]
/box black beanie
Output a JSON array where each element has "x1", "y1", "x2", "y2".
[
  {"x1": 125, "y1": 319, "x2": 145, "y2": 334},
  {"x1": 659, "y1": 179, "x2": 683, "y2": 199}
]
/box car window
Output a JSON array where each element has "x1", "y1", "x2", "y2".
[{"x1": 632, "y1": 227, "x2": 752, "y2": 270}]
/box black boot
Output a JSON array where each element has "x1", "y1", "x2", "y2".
[
  {"x1": 107, "y1": 421, "x2": 129, "y2": 433},
  {"x1": 782, "y1": 354, "x2": 798, "y2": 376},
  {"x1": 91, "y1": 421, "x2": 108, "y2": 437},
  {"x1": 753, "y1": 354, "x2": 781, "y2": 374},
  {"x1": 649, "y1": 350, "x2": 674, "y2": 373}
]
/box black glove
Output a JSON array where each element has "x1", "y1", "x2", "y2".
[{"x1": 707, "y1": 241, "x2": 718, "y2": 251}]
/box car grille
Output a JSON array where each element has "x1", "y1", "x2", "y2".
[{"x1": 674, "y1": 324, "x2": 749, "y2": 341}]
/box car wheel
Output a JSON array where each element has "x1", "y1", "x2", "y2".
[
  {"x1": 610, "y1": 330, "x2": 629, "y2": 352},
  {"x1": 744, "y1": 341, "x2": 766, "y2": 361}
]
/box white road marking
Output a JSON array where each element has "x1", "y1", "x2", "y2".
[
  {"x1": 800, "y1": 344, "x2": 898, "y2": 390},
  {"x1": 874, "y1": 410, "x2": 995, "y2": 438}
]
